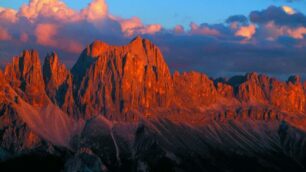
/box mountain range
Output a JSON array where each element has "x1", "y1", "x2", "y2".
[{"x1": 1, "y1": 36, "x2": 306, "y2": 171}]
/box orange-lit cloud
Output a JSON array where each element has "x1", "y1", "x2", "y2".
[
  {"x1": 282, "y1": 6, "x2": 295, "y2": 15},
  {"x1": 262, "y1": 21, "x2": 306, "y2": 40},
  {"x1": 287, "y1": 27, "x2": 306, "y2": 39},
  {"x1": 235, "y1": 25, "x2": 256, "y2": 40}
]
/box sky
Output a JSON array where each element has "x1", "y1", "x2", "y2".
[
  {"x1": 2, "y1": 0, "x2": 306, "y2": 28},
  {"x1": 0, "y1": 0, "x2": 306, "y2": 79}
]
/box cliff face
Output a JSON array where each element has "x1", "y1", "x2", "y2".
[
  {"x1": 173, "y1": 71, "x2": 219, "y2": 108},
  {"x1": 43, "y1": 52, "x2": 76, "y2": 116},
  {"x1": 0, "y1": 69, "x2": 42, "y2": 152},
  {"x1": 4, "y1": 50, "x2": 50, "y2": 106},
  {"x1": 2, "y1": 37, "x2": 306, "y2": 171},
  {"x1": 233, "y1": 73, "x2": 306, "y2": 113},
  {"x1": 72, "y1": 36, "x2": 173, "y2": 119},
  {"x1": 1, "y1": 37, "x2": 306, "y2": 122}
]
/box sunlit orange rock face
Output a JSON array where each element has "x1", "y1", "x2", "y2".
[
  {"x1": 173, "y1": 71, "x2": 218, "y2": 108},
  {"x1": 72, "y1": 36, "x2": 173, "y2": 119},
  {"x1": 0, "y1": 69, "x2": 41, "y2": 151},
  {"x1": 43, "y1": 52, "x2": 76, "y2": 116},
  {"x1": 1, "y1": 36, "x2": 306, "y2": 122},
  {"x1": 4, "y1": 50, "x2": 50, "y2": 106},
  {"x1": 3, "y1": 37, "x2": 306, "y2": 171},
  {"x1": 233, "y1": 73, "x2": 306, "y2": 113}
]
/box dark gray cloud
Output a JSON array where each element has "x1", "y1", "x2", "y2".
[
  {"x1": 250, "y1": 6, "x2": 306, "y2": 27},
  {"x1": 226, "y1": 15, "x2": 248, "y2": 24}
]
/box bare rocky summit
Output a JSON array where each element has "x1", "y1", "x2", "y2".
[{"x1": 1, "y1": 37, "x2": 306, "y2": 171}]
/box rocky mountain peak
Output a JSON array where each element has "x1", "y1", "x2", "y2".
[
  {"x1": 43, "y1": 52, "x2": 70, "y2": 87},
  {"x1": 6, "y1": 50, "x2": 41, "y2": 81},
  {"x1": 130, "y1": 35, "x2": 143, "y2": 42},
  {"x1": 127, "y1": 36, "x2": 161, "y2": 63},
  {"x1": 86, "y1": 40, "x2": 110, "y2": 57},
  {"x1": 4, "y1": 50, "x2": 49, "y2": 106},
  {"x1": 128, "y1": 35, "x2": 146, "y2": 48},
  {"x1": 287, "y1": 75, "x2": 301, "y2": 85},
  {"x1": 70, "y1": 37, "x2": 173, "y2": 119},
  {"x1": 0, "y1": 69, "x2": 3, "y2": 80},
  {"x1": 43, "y1": 52, "x2": 76, "y2": 116},
  {"x1": 1, "y1": 37, "x2": 306, "y2": 121},
  {"x1": 245, "y1": 72, "x2": 259, "y2": 80}
]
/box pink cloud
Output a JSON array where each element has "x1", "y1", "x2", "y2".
[
  {"x1": 118, "y1": 17, "x2": 162, "y2": 36},
  {"x1": 17, "y1": 0, "x2": 108, "y2": 23},
  {"x1": 20, "y1": 33, "x2": 29, "y2": 42},
  {"x1": 34, "y1": 23, "x2": 83, "y2": 53},
  {"x1": 0, "y1": 27, "x2": 12, "y2": 41},
  {"x1": 119, "y1": 17, "x2": 143, "y2": 36},
  {"x1": 261, "y1": 22, "x2": 306, "y2": 40},
  {"x1": 0, "y1": 7, "x2": 17, "y2": 23},
  {"x1": 141, "y1": 24, "x2": 162, "y2": 34},
  {"x1": 174, "y1": 25, "x2": 184, "y2": 33},
  {"x1": 190, "y1": 23, "x2": 220, "y2": 36},
  {"x1": 54, "y1": 39, "x2": 83, "y2": 54},
  {"x1": 18, "y1": 0, "x2": 75, "y2": 21},
  {"x1": 0, "y1": 0, "x2": 164, "y2": 50},
  {"x1": 35, "y1": 23, "x2": 58, "y2": 47}
]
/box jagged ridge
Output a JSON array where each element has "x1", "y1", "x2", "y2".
[
  {"x1": 1, "y1": 37, "x2": 306, "y2": 171},
  {"x1": 1, "y1": 36, "x2": 306, "y2": 122}
]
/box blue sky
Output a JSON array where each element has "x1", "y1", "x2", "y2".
[{"x1": 1, "y1": 0, "x2": 306, "y2": 28}]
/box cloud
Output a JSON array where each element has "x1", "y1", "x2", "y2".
[
  {"x1": 0, "y1": 7, "x2": 17, "y2": 23},
  {"x1": 250, "y1": 5, "x2": 306, "y2": 27},
  {"x1": 20, "y1": 32, "x2": 29, "y2": 42},
  {"x1": 80, "y1": 0, "x2": 108, "y2": 21},
  {"x1": 0, "y1": 27, "x2": 11, "y2": 41},
  {"x1": 18, "y1": 0, "x2": 75, "y2": 21},
  {"x1": 35, "y1": 23, "x2": 58, "y2": 47},
  {"x1": 281, "y1": 6, "x2": 296, "y2": 15},
  {"x1": 174, "y1": 25, "x2": 184, "y2": 33},
  {"x1": 0, "y1": 2, "x2": 306, "y2": 78},
  {"x1": 189, "y1": 23, "x2": 220, "y2": 36},
  {"x1": 118, "y1": 17, "x2": 162, "y2": 36},
  {"x1": 235, "y1": 24, "x2": 256, "y2": 40},
  {"x1": 226, "y1": 15, "x2": 248, "y2": 24},
  {"x1": 0, "y1": 0, "x2": 160, "y2": 55},
  {"x1": 288, "y1": 27, "x2": 306, "y2": 39}
]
